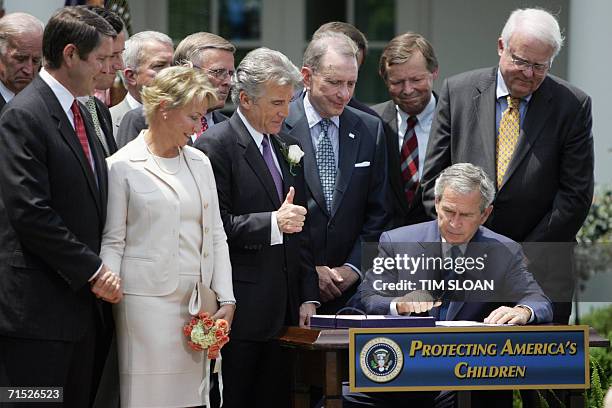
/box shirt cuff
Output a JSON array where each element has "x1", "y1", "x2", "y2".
[
  {"x1": 389, "y1": 301, "x2": 400, "y2": 316},
  {"x1": 303, "y1": 301, "x2": 321, "y2": 308},
  {"x1": 517, "y1": 304, "x2": 535, "y2": 323},
  {"x1": 343, "y1": 263, "x2": 362, "y2": 280},
  {"x1": 270, "y1": 211, "x2": 283, "y2": 245},
  {"x1": 88, "y1": 262, "x2": 104, "y2": 282}
]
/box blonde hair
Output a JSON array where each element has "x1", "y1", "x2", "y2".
[{"x1": 141, "y1": 66, "x2": 218, "y2": 123}]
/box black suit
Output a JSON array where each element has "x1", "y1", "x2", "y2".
[
  {"x1": 421, "y1": 67, "x2": 594, "y2": 322},
  {"x1": 117, "y1": 105, "x2": 228, "y2": 148},
  {"x1": 92, "y1": 96, "x2": 118, "y2": 156},
  {"x1": 194, "y1": 113, "x2": 318, "y2": 407},
  {"x1": 0, "y1": 94, "x2": 6, "y2": 111},
  {"x1": 283, "y1": 93, "x2": 389, "y2": 313},
  {"x1": 371, "y1": 99, "x2": 435, "y2": 229},
  {"x1": 0, "y1": 76, "x2": 111, "y2": 406}
]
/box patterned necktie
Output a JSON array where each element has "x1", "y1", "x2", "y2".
[
  {"x1": 199, "y1": 115, "x2": 209, "y2": 138},
  {"x1": 400, "y1": 116, "x2": 419, "y2": 205},
  {"x1": 261, "y1": 135, "x2": 283, "y2": 202},
  {"x1": 85, "y1": 96, "x2": 109, "y2": 156},
  {"x1": 496, "y1": 96, "x2": 521, "y2": 188},
  {"x1": 315, "y1": 118, "x2": 336, "y2": 213},
  {"x1": 70, "y1": 100, "x2": 94, "y2": 171}
]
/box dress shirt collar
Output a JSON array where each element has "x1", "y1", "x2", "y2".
[
  {"x1": 204, "y1": 111, "x2": 214, "y2": 125},
  {"x1": 395, "y1": 92, "x2": 436, "y2": 126},
  {"x1": 0, "y1": 80, "x2": 15, "y2": 103},
  {"x1": 496, "y1": 68, "x2": 532, "y2": 103},
  {"x1": 39, "y1": 68, "x2": 76, "y2": 116},
  {"x1": 303, "y1": 91, "x2": 340, "y2": 130},
  {"x1": 237, "y1": 107, "x2": 265, "y2": 148},
  {"x1": 440, "y1": 236, "x2": 467, "y2": 257},
  {"x1": 126, "y1": 91, "x2": 142, "y2": 109}
]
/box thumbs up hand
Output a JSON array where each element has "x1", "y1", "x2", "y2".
[{"x1": 277, "y1": 186, "x2": 307, "y2": 234}]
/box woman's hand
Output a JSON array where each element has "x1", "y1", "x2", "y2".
[{"x1": 212, "y1": 303, "x2": 236, "y2": 327}]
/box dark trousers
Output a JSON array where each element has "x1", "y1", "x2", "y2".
[
  {"x1": 0, "y1": 310, "x2": 108, "y2": 408},
  {"x1": 221, "y1": 338, "x2": 291, "y2": 408}
]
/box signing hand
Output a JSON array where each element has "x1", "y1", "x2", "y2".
[
  {"x1": 484, "y1": 305, "x2": 531, "y2": 325},
  {"x1": 299, "y1": 302, "x2": 316, "y2": 328},
  {"x1": 394, "y1": 290, "x2": 441, "y2": 315},
  {"x1": 212, "y1": 303, "x2": 236, "y2": 327},
  {"x1": 91, "y1": 264, "x2": 123, "y2": 304},
  {"x1": 276, "y1": 187, "x2": 307, "y2": 234}
]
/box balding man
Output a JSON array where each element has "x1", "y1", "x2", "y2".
[{"x1": 0, "y1": 12, "x2": 43, "y2": 109}]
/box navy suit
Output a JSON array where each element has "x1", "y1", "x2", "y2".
[
  {"x1": 360, "y1": 220, "x2": 553, "y2": 323},
  {"x1": 283, "y1": 93, "x2": 389, "y2": 313}
]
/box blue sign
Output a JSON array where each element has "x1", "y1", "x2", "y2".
[{"x1": 349, "y1": 326, "x2": 589, "y2": 391}]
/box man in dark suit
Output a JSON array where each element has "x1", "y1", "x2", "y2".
[
  {"x1": 194, "y1": 48, "x2": 319, "y2": 408},
  {"x1": 80, "y1": 6, "x2": 125, "y2": 157},
  {"x1": 352, "y1": 163, "x2": 552, "y2": 408},
  {"x1": 372, "y1": 32, "x2": 439, "y2": 229},
  {"x1": 0, "y1": 12, "x2": 43, "y2": 110},
  {"x1": 0, "y1": 7, "x2": 122, "y2": 407},
  {"x1": 421, "y1": 8, "x2": 593, "y2": 324},
  {"x1": 116, "y1": 32, "x2": 235, "y2": 148},
  {"x1": 283, "y1": 31, "x2": 388, "y2": 314},
  {"x1": 313, "y1": 21, "x2": 379, "y2": 118}
]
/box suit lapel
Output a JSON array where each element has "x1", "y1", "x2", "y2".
[
  {"x1": 473, "y1": 68, "x2": 498, "y2": 182},
  {"x1": 285, "y1": 98, "x2": 328, "y2": 214},
  {"x1": 231, "y1": 114, "x2": 281, "y2": 208},
  {"x1": 40, "y1": 79, "x2": 103, "y2": 217},
  {"x1": 381, "y1": 101, "x2": 409, "y2": 215},
  {"x1": 499, "y1": 78, "x2": 553, "y2": 190},
  {"x1": 331, "y1": 109, "x2": 359, "y2": 217},
  {"x1": 271, "y1": 134, "x2": 294, "y2": 198}
]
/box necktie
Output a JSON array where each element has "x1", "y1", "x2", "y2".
[
  {"x1": 71, "y1": 100, "x2": 94, "y2": 171},
  {"x1": 199, "y1": 115, "x2": 209, "y2": 138},
  {"x1": 315, "y1": 118, "x2": 336, "y2": 213},
  {"x1": 496, "y1": 96, "x2": 521, "y2": 188},
  {"x1": 400, "y1": 116, "x2": 419, "y2": 204},
  {"x1": 85, "y1": 96, "x2": 109, "y2": 156},
  {"x1": 438, "y1": 245, "x2": 462, "y2": 321},
  {"x1": 261, "y1": 135, "x2": 283, "y2": 202}
]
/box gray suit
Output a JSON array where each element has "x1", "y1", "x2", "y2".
[{"x1": 109, "y1": 96, "x2": 133, "y2": 140}]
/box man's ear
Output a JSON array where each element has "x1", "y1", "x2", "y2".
[
  {"x1": 497, "y1": 37, "x2": 505, "y2": 57},
  {"x1": 123, "y1": 67, "x2": 137, "y2": 87},
  {"x1": 301, "y1": 66, "x2": 313, "y2": 91},
  {"x1": 62, "y1": 44, "x2": 78, "y2": 68},
  {"x1": 480, "y1": 205, "x2": 493, "y2": 225},
  {"x1": 238, "y1": 90, "x2": 252, "y2": 111}
]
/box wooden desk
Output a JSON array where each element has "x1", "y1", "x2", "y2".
[{"x1": 279, "y1": 326, "x2": 610, "y2": 408}]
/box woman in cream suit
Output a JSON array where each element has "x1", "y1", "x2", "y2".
[{"x1": 101, "y1": 66, "x2": 235, "y2": 408}]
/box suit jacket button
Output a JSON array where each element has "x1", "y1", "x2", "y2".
[
  {"x1": 204, "y1": 227, "x2": 210, "y2": 234},
  {"x1": 203, "y1": 252, "x2": 209, "y2": 258},
  {"x1": 203, "y1": 202, "x2": 209, "y2": 209}
]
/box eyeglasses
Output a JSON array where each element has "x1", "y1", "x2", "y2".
[
  {"x1": 193, "y1": 65, "x2": 234, "y2": 80},
  {"x1": 509, "y1": 52, "x2": 551, "y2": 74}
]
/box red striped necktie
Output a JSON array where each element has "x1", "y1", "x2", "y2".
[{"x1": 400, "y1": 116, "x2": 419, "y2": 205}]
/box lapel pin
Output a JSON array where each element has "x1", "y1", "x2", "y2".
[{"x1": 349, "y1": 132, "x2": 355, "y2": 139}]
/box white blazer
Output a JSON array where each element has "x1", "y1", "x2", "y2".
[{"x1": 100, "y1": 133, "x2": 234, "y2": 302}]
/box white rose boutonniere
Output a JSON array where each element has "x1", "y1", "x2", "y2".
[{"x1": 280, "y1": 142, "x2": 304, "y2": 176}]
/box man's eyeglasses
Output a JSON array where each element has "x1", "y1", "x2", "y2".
[
  {"x1": 509, "y1": 52, "x2": 551, "y2": 74},
  {"x1": 193, "y1": 65, "x2": 234, "y2": 80}
]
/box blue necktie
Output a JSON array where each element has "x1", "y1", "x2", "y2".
[
  {"x1": 315, "y1": 118, "x2": 336, "y2": 212},
  {"x1": 438, "y1": 245, "x2": 462, "y2": 321}
]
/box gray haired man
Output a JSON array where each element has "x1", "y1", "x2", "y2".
[
  {"x1": 0, "y1": 12, "x2": 43, "y2": 109},
  {"x1": 194, "y1": 48, "x2": 319, "y2": 408}
]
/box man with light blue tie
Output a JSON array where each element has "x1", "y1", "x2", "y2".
[{"x1": 283, "y1": 31, "x2": 389, "y2": 314}]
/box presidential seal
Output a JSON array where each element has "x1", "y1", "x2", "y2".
[{"x1": 359, "y1": 337, "x2": 403, "y2": 383}]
